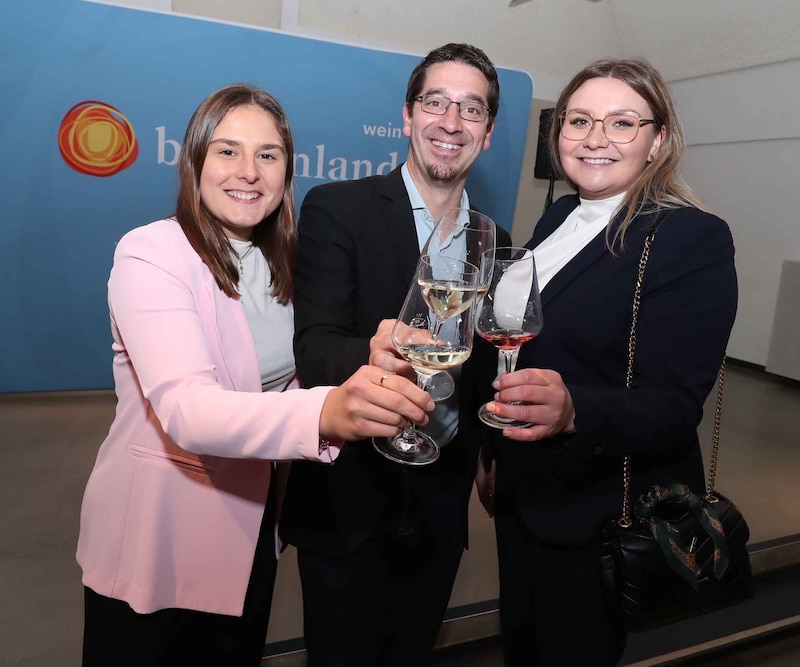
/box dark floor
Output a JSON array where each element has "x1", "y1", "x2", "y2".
[{"x1": 432, "y1": 628, "x2": 800, "y2": 667}]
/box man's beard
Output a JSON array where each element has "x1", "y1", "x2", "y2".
[{"x1": 426, "y1": 162, "x2": 459, "y2": 183}]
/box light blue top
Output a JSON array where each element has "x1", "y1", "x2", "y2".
[{"x1": 401, "y1": 163, "x2": 470, "y2": 447}]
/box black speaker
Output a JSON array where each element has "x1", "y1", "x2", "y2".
[{"x1": 533, "y1": 107, "x2": 559, "y2": 181}]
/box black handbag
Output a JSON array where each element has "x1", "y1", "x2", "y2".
[{"x1": 599, "y1": 227, "x2": 754, "y2": 633}]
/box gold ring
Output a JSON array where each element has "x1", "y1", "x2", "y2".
[{"x1": 379, "y1": 370, "x2": 394, "y2": 386}]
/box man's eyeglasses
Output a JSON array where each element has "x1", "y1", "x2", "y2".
[
  {"x1": 413, "y1": 94, "x2": 490, "y2": 122},
  {"x1": 559, "y1": 110, "x2": 657, "y2": 144}
]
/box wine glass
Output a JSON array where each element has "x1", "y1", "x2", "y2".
[
  {"x1": 475, "y1": 247, "x2": 543, "y2": 429},
  {"x1": 422, "y1": 208, "x2": 497, "y2": 401},
  {"x1": 373, "y1": 255, "x2": 477, "y2": 465},
  {"x1": 417, "y1": 254, "x2": 479, "y2": 339}
]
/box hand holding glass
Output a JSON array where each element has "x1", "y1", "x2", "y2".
[
  {"x1": 475, "y1": 247, "x2": 543, "y2": 429},
  {"x1": 373, "y1": 255, "x2": 477, "y2": 465}
]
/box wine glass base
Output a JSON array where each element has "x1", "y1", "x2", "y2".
[
  {"x1": 373, "y1": 432, "x2": 440, "y2": 466},
  {"x1": 478, "y1": 404, "x2": 534, "y2": 430}
]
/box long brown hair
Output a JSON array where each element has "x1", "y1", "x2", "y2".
[
  {"x1": 549, "y1": 58, "x2": 705, "y2": 247},
  {"x1": 175, "y1": 84, "x2": 296, "y2": 302}
]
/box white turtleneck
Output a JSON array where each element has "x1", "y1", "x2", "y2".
[{"x1": 533, "y1": 192, "x2": 626, "y2": 291}]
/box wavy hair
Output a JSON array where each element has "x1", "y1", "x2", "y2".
[{"x1": 175, "y1": 83, "x2": 296, "y2": 302}]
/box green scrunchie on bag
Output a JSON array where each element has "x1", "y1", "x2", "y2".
[{"x1": 634, "y1": 482, "x2": 730, "y2": 590}]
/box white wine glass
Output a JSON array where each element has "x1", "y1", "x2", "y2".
[
  {"x1": 373, "y1": 255, "x2": 477, "y2": 465},
  {"x1": 422, "y1": 207, "x2": 497, "y2": 401},
  {"x1": 417, "y1": 253, "x2": 479, "y2": 340},
  {"x1": 475, "y1": 247, "x2": 543, "y2": 429}
]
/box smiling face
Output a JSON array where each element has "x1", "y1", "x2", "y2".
[
  {"x1": 402, "y1": 61, "x2": 494, "y2": 188},
  {"x1": 199, "y1": 104, "x2": 287, "y2": 241},
  {"x1": 558, "y1": 77, "x2": 663, "y2": 200}
]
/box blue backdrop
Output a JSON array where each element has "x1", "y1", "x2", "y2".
[{"x1": 0, "y1": 0, "x2": 533, "y2": 393}]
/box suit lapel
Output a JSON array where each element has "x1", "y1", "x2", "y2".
[
  {"x1": 531, "y1": 200, "x2": 663, "y2": 308},
  {"x1": 526, "y1": 196, "x2": 605, "y2": 308},
  {"x1": 378, "y1": 167, "x2": 422, "y2": 288},
  {"x1": 528, "y1": 195, "x2": 579, "y2": 248},
  {"x1": 529, "y1": 196, "x2": 651, "y2": 309},
  {"x1": 209, "y1": 274, "x2": 262, "y2": 393},
  {"x1": 539, "y1": 232, "x2": 609, "y2": 308}
]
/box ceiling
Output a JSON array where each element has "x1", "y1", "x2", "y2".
[
  {"x1": 291, "y1": 0, "x2": 800, "y2": 99},
  {"x1": 110, "y1": 0, "x2": 800, "y2": 101}
]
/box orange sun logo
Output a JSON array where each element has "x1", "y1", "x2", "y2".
[{"x1": 58, "y1": 101, "x2": 139, "y2": 177}]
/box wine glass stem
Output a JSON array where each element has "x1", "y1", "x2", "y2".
[
  {"x1": 415, "y1": 371, "x2": 430, "y2": 392},
  {"x1": 395, "y1": 372, "x2": 430, "y2": 451},
  {"x1": 431, "y1": 317, "x2": 444, "y2": 341},
  {"x1": 396, "y1": 423, "x2": 418, "y2": 450},
  {"x1": 501, "y1": 349, "x2": 515, "y2": 375}
]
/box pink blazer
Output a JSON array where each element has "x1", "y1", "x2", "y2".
[{"x1": 77, "y1": 218, "x2": 335, "y2": 616}]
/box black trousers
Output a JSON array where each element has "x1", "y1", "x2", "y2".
[
  {"x1": 297, "y1": 461, "x2": 466, "y2": 667},
  {"x1": 494, "y1": 504, "x2": 626, "y2": 666},
  {"x1": 82, "y1": 486, "x2": 278, "y2": 667}
]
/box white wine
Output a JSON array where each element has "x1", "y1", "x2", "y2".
[
  {"x1": 418, "y1": 279, "x2": 478, "y2": 319},
  {"x1": 398, "y1": 344, "x2": 471, "y2": 371}
]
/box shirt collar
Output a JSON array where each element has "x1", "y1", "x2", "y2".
[{"x1": 401, "y1": 162, "x2": 470, "y2": 220}]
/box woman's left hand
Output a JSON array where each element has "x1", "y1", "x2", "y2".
[{"x1": 484, "y1": 368, "x2": 576, "y2": 441}]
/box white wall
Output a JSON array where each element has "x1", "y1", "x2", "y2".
[
  {"x1": 173, "y1": 0, "x2": 282, "y2": 27},
  {"x1": 671, "y1": 59, "x2": 800, "y2": 366}
]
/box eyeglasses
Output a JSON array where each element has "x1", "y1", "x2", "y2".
[
  {"x1": 413, "y1": 94, "x2": 490, "y2": 122},
  {"x1": 559, "y1": 110, "x2": 657, "y2": 144}
]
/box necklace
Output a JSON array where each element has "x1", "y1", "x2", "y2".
[{"x1": 235, "y1": 243, "x2": 255, "y2": 274}]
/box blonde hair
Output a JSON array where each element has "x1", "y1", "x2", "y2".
[{"x1": 549, "y1": 58, "x2": 706, "y2": 247}]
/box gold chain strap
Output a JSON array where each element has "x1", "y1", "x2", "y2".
[
  {"x1": 619, "y1": 229, "x2": 725, "y2": 527},
  {"x1": 705, "y1": 360, "x2": 725, "y2": 503}
]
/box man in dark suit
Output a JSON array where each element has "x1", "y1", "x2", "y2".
[{"x1": 280, "y1": 43, "x2": 510, "y2": 666}]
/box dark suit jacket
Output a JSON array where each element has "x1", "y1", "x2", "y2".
[
  {"x1": 280, "y1": 166, "x2": 511, "y2": 558},
  {"x1": 478, "y1": 194, "x2": 738, "y2": 546}
]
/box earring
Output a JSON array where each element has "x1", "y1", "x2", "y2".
[{"x1": 647, "y1": 154, "x2": 656, "y2": 162}]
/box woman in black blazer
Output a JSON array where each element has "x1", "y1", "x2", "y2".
[{"x1": 475, "y1": 59, "x2": 737, "y2": 665}]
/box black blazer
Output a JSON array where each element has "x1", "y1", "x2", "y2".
[
  {"x1": 280, "y1": 166, "x2": 511, "y2": 558},
  {"x1": 478, "y1": 195, "x2": 738, "y2": 545}
]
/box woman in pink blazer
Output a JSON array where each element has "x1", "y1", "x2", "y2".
[{"x1": 76, "y1": 84, "x2": 433, "y2": 667}]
